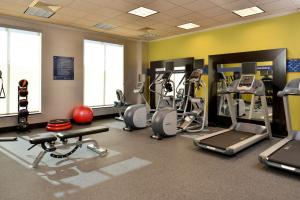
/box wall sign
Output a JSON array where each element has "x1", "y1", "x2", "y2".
[
  {"x1": 53, "y1": 56, "x2": 74, "y2": 80},
  {"x1": 287, "y1": 59, "x2": 300, "y2": 72}
]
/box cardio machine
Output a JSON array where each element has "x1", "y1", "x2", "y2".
[
  {"x1": 194, "y1": 66, "x2": 271, "y2": 155},
  {"x1": 114, "y1": 89, "x2": 131, "y2": 121},
  {"x1": 123, "y1": 80, "x2": 150, "y2": 131},
  {"x1": 150, "y1": 70, "x2": 177, "y2": 140},
  {"x1": 177, "y1": 69, "x2": 207, "y2": 133},
  {"x1": 259, "y1": 78, "x2": 300, "y2": 174}
]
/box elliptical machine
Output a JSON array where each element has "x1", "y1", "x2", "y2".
[
  {"x1": 150, "y1": 70, "x2": 177, "y2": 140},
  {"x1": 123, "y1": 78, "x2": 150, "y2": 131},
  {"x1": 177, "y1": 69, "x2": 207, "y2": 133}
]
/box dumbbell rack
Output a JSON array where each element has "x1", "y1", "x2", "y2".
[{"x1": 18, "y1": 82, "x2": 29, "y2": 132}]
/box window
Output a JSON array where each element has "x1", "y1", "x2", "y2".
[
  {"x1": 0, "y1": 28, "x2": 41, "y2": 116},
  {"x1": 84, "y1": 40, "x2": 124, "y2": 107}
]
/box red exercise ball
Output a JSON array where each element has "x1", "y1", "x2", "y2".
[{"x1": 73, "y1": 105, "x2": 93, "y2": 124}]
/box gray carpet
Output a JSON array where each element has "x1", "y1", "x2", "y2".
[{"x1": 0, "y1": 119, "x2": 299, "y2": 200}]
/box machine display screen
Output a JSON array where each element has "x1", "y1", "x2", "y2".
[
  {"x1": 239, "y1": 75, "x2": 254, "y2": 87},
  {"x1": 190, "y1": 69, "x2": 203, "y2": 79}
]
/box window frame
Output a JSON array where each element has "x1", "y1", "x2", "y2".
[
  {"x1": 83, "y1": 39, "x2": 124, "y2": 108},
  {"x1": 0, "y1": 26, "x2": 42, "y2": 117}
]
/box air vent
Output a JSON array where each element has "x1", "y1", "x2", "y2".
[
  {"x1": 24, "y1": 0, "x2": 61, "y2": 18},
  {"x1": 139, "y1": 27, "x2": 158, "y2": 39},
  {"x1": 141, "y1": 32, "x2": 158, "y2": 39},
  {"x1": 94, "y1": 23, "x2": 116, "y2": 30}
]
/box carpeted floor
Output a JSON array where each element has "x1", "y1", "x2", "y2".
[{"x1": 0, "y1": 119, "x2": 299, "y2": 200}]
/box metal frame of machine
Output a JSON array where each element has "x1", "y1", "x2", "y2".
[
  {"x1": 177, "y1": 69, "x2": 207, "y2": 133},
  {"x1": 259, "y1": 78, "x2": 300, "y2": 173},
  {"x1": 194, "y1": 67, "x2": 271, "y2": 155}
]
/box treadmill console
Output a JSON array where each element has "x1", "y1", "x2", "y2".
[
  {"x1": 237, "y1": 75, "x2": 255, "y2": 91},
  {"x1": 133, "y1": 82, "x2": 144, "y2": 94}
]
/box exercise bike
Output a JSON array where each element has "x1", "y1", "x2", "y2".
[{"x1": 114, "y1": 89, "x2": 131, "y2": 121}]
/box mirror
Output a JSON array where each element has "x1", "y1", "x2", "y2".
[
  {"x1": 153, "y1": 66, "x2": 186, "y2": 109},
  {"x1": 216, "y1": 61, "x2": 273, "y2": 122}
]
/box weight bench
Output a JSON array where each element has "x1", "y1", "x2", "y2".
[{"x1": 28, "y1": 126, "x2": 109, "y2": 168}]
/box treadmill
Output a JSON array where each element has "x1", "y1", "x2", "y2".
[
  {"x1": 193, "y1": 65, "x2": 271, "y2": 155},
  {"x1": 259, "y1": 78, "x2": 300, "y2": 173}
]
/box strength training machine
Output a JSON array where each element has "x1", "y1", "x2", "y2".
[
  {"x1": 194, "y1": 64, "x2": 271, "y2": 155},
  {"x1": 28, "y1": 126, "x2": 109, "y2": 168},
  {"x1": 259, "y1": 78, "x2": 300, "y2": 174}
]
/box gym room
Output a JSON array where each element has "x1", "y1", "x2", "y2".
[{"x1": 0, "y1": 0, "x2": 300, "y2": 199}]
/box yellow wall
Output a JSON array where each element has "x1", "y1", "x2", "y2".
[{"x1": 149, "y1": 12, "x2": 300, "y2": 130}]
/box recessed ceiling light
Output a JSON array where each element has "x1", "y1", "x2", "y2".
[
  {"x1": 233, "y1": 6, "x2": 264, "y2": 17},
  {"x1": 24, "y1": 0, "x2": 60, "y2": 18},
  {"x1": 128, "y1": 7, "x2": 158, "y2": 17},
  {"x1": 177, "y1": 23, "x2": 200, "y2": 30},
  {"x1": 94, "y1": 23, "x2": 116, "y2": 30}
]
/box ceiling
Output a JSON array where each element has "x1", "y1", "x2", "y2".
[{"x1": 0, "y1": 0, "x2": 299, "y2": 40}]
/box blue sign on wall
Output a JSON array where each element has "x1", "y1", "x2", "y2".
[
  {"x1": 53, "y1": 56, "x2": 74, "y2": 80},
  {"x1": 287, "y1": 59, "x2": 300, "y2": 72}
]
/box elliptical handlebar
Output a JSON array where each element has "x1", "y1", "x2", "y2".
[{"x1": 149, "y1": 70, "x2": 173, "y2": 97}]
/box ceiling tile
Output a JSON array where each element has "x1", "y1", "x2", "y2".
[
  {"x1": 259, "y1": 0, "x2": 295, "y2": 11},
  {"x1": 201, "y1": 6, "x2": 228, "y2": 17},
  {"x1": 182, "y1": 0, "x2": 216, "y2": 12},
  {"x1": 196, "y1": 18, "x2": 221, "y2": 27},
  {"x1": 180, "y1": 13, "x2": 207, "y2": 22},
  {"x1": 50, "y1": 13, "x2": 78, "y2": 22},
  {"x1": 213, "y1": 12, "x2": 242, "y2": 23},
  {"x1": 71, "y1": 18, "x2": 98, "y2": 27},
  {"x1": 95, "y1": 7, "x2": 123, "y2": 18},
  {"x1": 165, "y1": 6, "x2": 193, "y2": 18},
  {"x1": 57, "y1": 7, "x2": 88, "y2": 18},
  {"x1": 219, "y1": 0, "x2": 255, "y2": 10},
  {"x1": 0, "y1": 1, "x2": 27, "y2": 12},
  {"x1": 122, "y1": 23, "x2": 145, "y2": 30},
  {"x1": 42, "y1": 0, "x2": 74, "y2": 6},
  {"x1": 102, "y1": 19, "x2": 128, "y2": 27},
  {"x1": 209, "y1": 0, "x2": 237, "y2": 5},
  {"x1": 249, "y1": 0, "x2": 280, "y2": 5},
  {"x1": 88, "y1": 0, "x2": 137, "y2": 12},
  {"x1": 145, "y1": 0, "x2": 178, "y2": 12},
  {"x1": 167, "y1": 0, "x2": 197, "y2": 5},
  {"x1": 113, "y1": 13, "x2": 141, "y2": 23},
  {"x1": 82, "y1": 14, "x2": 109, "y2": 22},
  {"x1": 0, "y1": 0, "x2": 298, "y2": 41},
  {"x1": 124, "y1": 0, "x2": 155, "y2": 6},
  {"x1": 0, "y1": 0, "x2": 31, "y2": 6},
  {"x1": 68, "y1": 0, "x2": 101, "y2": 13}
]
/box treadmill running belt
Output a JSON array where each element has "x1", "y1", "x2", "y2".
[
  {"x1": 269, "y1": 140, "x2": 300, "y2": 169},
  {"x1": 199, "y1": 131, "x2": 255, "y2": 150}
]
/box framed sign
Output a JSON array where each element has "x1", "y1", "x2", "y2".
[{"x1": 53, "y1": 56, "x2": 74, "y2": 80}]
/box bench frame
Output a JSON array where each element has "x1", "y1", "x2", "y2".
[{"x1": 29, "y1": 127, "x2": 109, "y2": 168}]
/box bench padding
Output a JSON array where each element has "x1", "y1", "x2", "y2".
[
  {"x1": 57, "y1": 126, "x2": 109, "y2": 140},
  {"x1": 29, "y1": 135, "x2": 57, "y2": 144}
]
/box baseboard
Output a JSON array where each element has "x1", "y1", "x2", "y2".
[{"x1": 0, "y1": 114, "x2": 118, "y2": 134}]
